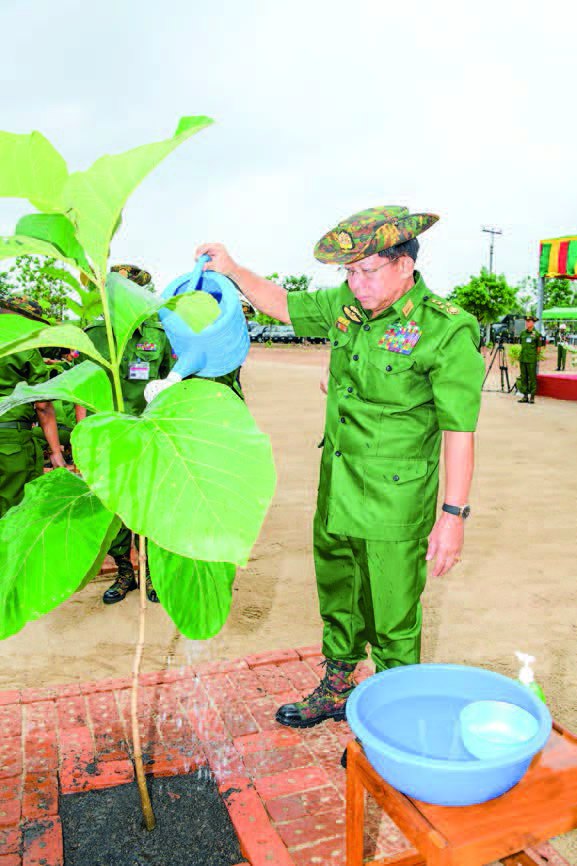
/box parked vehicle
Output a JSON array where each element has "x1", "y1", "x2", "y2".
[{"x1": 268, "y1": 325, "x2": 301, "y2": 343}]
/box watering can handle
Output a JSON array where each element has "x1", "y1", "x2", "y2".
[{"x1": 185, "y1": 254, "x2": 212, "y2": 294}]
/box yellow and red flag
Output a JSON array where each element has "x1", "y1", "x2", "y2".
[{"x1": 539, "y1": 236, "x2": 577, "y2": 280}]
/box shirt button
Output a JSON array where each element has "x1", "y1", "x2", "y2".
[
  {"x1": 335, "y1": 450, "x2": 342, "y2": 457},
  {"x1": 393, "y1": 474, "x2": 400, "y2": 482},
  {"x1": 363, "y1": 324, "x2": 370, "y2": 331},
  {"x1": 423, "y1": 295, "x2": 430, "y2": 301},
  {"x1": 340, "y1": 416, "x2": 346, "y2": 423},
  {"x1": 386, "y1": 364, "x2": 392, "y2": 372},
  {"x1": 333, "y1": 340, "x2": 339, "y2": 346},
  {"x1": 347, "y1": 386, "x2": 353, "y2": 393},
  {"x1": 352, "y1": 354, "x2": 359, "y2": 361}
]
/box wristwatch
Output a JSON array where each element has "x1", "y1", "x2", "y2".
[{"x1": 442, "y1": 503, "x2": 471, "y2": 519}]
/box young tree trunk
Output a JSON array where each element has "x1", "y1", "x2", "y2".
[{"x1": 131, "y1": 535, "x2": 156, "y2": 831}]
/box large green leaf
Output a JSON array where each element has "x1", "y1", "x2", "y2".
[
  {"x1": 16, "y1": 213, "x2": 92, "y2": 273},
  {"x1": 73, "y1": 379, "x2": 276, "y2": 566},
  {"x1": 0, "y1": 234, "x2": 78, "y2": 264},
  {"x1": 0, "y1": 361, "x2": 113, "y2": 418},
  {"x1": 106, "y1": 271, "x2": 220, "y2": 360},
  {"x1": 61, "y1": 115, "x2": 214, "y2": 278},
  {"x1": 0, "y1": 470, "x2": 119, "y2": 640},
  {"x1": 0, "y1": 130, "x2": 67, "y2": 212},
  {"x1": 0, "y1": 315, "x2": 109, "y2": 367},
  {"x1": 148, "y1": 543, "x2": 235, "y2": 639}
]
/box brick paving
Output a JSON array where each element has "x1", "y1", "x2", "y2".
[{"x1": 0, "y1": 646, "x2": 571, "y2": 866}]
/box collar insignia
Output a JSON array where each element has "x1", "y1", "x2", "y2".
[
  {"x1": 402, "y1": 299, "x2": 414, "y2": 318},
  {"x1": 342, "y1": 304, "x2": 363, "y2": 324}
]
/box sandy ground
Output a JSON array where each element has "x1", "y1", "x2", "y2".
[{"x1": 2, "y1": 343, "x2": 577, "y2": 858}]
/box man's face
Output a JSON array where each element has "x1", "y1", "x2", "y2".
[
  {"x1": 526, "y1": 319, "x2": 535, "y2": 331},
  {"x1": 343, "y1": 253, "x2": 412, "y2": 313}
]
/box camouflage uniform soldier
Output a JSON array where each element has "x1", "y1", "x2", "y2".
[
  {"x1": 0, "y1": 297, "x2": 66, "y2": 518},
  {"x1": 517, "y1": 315, "x2": 543, "y2": 404},
  {"x1": 80, "y1": 265, "x2": 174, "y2": 604},
  {"x1": 196, "y1": 206, "x2": 484, "y2": 733}
]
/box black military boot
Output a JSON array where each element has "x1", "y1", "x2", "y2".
[
  {"x1": 103, "y1": 555, "x2": 138, "y2": 604},
  {"x1": 529, "y1": 395, "x2": 535, "y2": 404},
  {"x1": 517, "y1": 396, "x2": 529, "y2": 403},
  {"x1": 275, "y1": 659, "x2": 356, "y2": 728}
]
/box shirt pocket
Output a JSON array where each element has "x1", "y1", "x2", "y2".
[
  {"x1": 366, "y1": 348, "x2": 419, "y2": 403},
  {"x1": 327, "y1": 325, "x2": 353, "y2": 380},
  {"x1": 363, "y1": 457, "x2": 428, "y2": 528}
]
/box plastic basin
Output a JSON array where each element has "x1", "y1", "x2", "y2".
[
  {"x1": 346, "y1": 664, "x2": 552, "y2": 806},
  {"x1": 460, "y1": 700, "x2": 540, "y2": 761}
]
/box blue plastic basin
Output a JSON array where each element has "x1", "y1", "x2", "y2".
[{"x1": 346, "y1": 664, "x2": 552, "y2": 806}]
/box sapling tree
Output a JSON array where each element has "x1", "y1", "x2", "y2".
[{"x1": 0, "y1": 119, "x2": 276, "y2": 829}]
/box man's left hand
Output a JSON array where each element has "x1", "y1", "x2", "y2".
[
  {"x1": 426, "y1": 512, "x2": 464, "y2": 577},
  {"x1": 49, "y1": 448, "x2": 68, "y2": 469}
]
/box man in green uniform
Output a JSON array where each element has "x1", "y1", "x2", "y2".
[
  {"x1": 556, "y1": 324, "x2": 568, "y2": 371},
  {"x1": 0, "y1": 297, "x2": 67, "y2": 518},
  {"x1": 81, "y1": 264, "x2": 174, "y2": 604},
  {"x1": 32, "y1": 350, "x2": 79, "y2": 465},
  {"x1": 517, "y1": 315, "x2": 543, "y2": 404},
  {"x1": 197, "y1": 205, "x2": 484, "y2": 729}
]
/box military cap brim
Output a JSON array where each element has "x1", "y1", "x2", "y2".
[
  {"x1": 111, "y1": 263, "x2": 152, "y2": 287},
  {"x1": 314, "y1": 205, "x2": 439, "y2": 265},
  {"x1": 524, "y1": 315, "x2": 539, "y2": 322},
  {"x1": 0, "y1": 295, "x2": 50, "y2": 324}
]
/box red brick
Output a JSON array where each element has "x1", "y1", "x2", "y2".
[
  {"x1": 20, "y1": 688, "x2": 59, "y2": 704},
  {"x1": 303, "y1": 657, "x2": 325, "y2": 679},
  {"x1": 276, "y1": 810, "x2": 345, "y2": 848},
  {"x1": 200, "y1": 674, "x2": 238, "y2": 706},
  {"x1": 243, "y1": 745, "x2": 314, "y2": 777},
  {"x1": 0, "y1": 801, "x2": 20, "y2": 829},
  {"x1": 203, "y1": 740, "x2": 246, "y2": 785},
  {"x1": 295, "y1": 644, "x2": 322, "y2": 660},
  {"x1": 289, "y1": 835, "x2": 345, "y2": 866},
  {"x1": 0, "y1": 824, "x2": 21, "y2": 855},
  {"x1": 245, "y1": 649, "x2": 300, "y2": 668},
  {"x1": 253, "y1": 666, "x2": 294, "y2": 695},
  {"x1": 194, "y1": 658, "x2": 249, "y2": 676},
  {"x1": 187, "y1": 703, "x2": 226, "y2": 742},
  {"x1": 0, "y1": 707, "x2": 21, "y2": 740},
  {"x1": 115, "y1": 688, "x2": 152, "y2": 720},
  {"x1": 143, "y1": 747, "x2": 207, "y2": 778},
  {"x1": 323, "y1": 718, "x2": 354, "y2": 747},
  {"x1": 254, "y1": 766, "x2": 331, "y2": 800},
  {"x1": 59, "y1": 758, "x2": 134, "y2": 794},
  {"x1": 94, "y1": 722, "x2": 130, "y2": 763},
  {"x1": 356, "y1": 660, "x2": 375, "y2": 682},
  {"x1": 264, "y1": 785, "x2": 344, "y2": 823},
  {"x1": 22, "y1": 817, "x2": 63, "y2": 866},
  {"x1": 220, "y1": 703, "x2": 260, "y2": 739},
  {"x1": 0, "y1": 854, "x2": 21, "y2": 866},
  {"x1": 0, "y1": 738, "x2": 22, "y2": 779},
  {"x1": 220, "y1": 779, "x2": 294, "y2": 866},
  {"x1": 80, "y1": 677, "x2": 131, "y2": 694},
  {"x1": 58, "y1": 725, "x2": 94, "y2": 760},
  {"x1": 22, "y1": 773, "x2": 58, "y2": 820},
  {"x1": 277, "y1": 660, "x2": 321, "y2": 693},
  {"x1": 24, "y1": 735, "x2": 59, "y2": 773},
  {"x1": 0, "y1": 692, "x2": 20, "y2": 707},
  {"x1": 249, "y1": 696, "x2": 284, "y2": 732},
  {"x1": 87, "y1": 692, "x2": 120, "y2": 725},
  {"x1": 234, "y1": 727, "x2": 302, "y2": 755},
  {"x1": 0, "y1": 778, "x2": 20, "y2": 801},
  {"x1": 55, "y1": 695, "x2": 88, "y2": 730},
  {"x1": 274, "y1": 689, "x2": 303, "y2": 705},
  {"x1": 24, "y1": 701, "x2": 56, "y2": 733}
]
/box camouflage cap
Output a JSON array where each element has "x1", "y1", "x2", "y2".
[
  {"x1": 0, "y1": 295, "x2": 50, "y2": 324},
  {"x1": 111, "y1": 264, "x2": 152, "y2": 286},
  {"x1": 314, "y1": 205, "x2": 439, "y2": 265}
]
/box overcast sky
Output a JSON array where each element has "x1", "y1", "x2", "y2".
[{"x1": 1, "y1": 0, "x2": 576, "y2": 296}]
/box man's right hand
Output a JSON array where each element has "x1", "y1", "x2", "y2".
[{"x1": 195, "y1": 243, "x2": 238, "y2": 276}]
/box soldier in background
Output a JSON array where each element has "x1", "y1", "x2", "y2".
[
  {"x1": 0, "y1": 296, "x2": 66, "y2": 518},
  {"x1": 517, "y1": 315, "x2": 544, "y2": 404},
  {"x1": 556, "y1": 323, "x2": 568, "y2": 371}
]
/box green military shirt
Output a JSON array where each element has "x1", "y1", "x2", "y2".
[
  {"x1": 519, "y1": 329, "x2": 543, "y2": 363},
  {"x1": 85, "y1": 320, "x2": 174, "y2": 416},
  {"x1": 287, "y1": 272, "x2": 484, "y2": 541},
  {"x1": 0, "y1": 349, "x2": 49, "y2": 423}
]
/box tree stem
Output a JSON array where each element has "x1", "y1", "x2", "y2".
[
  {"x1": 97, "y1": 275, "x2": 125, "y2": 412},
  {"x1": 131, "y1": 535, "x2": 156, "y2": 831}
]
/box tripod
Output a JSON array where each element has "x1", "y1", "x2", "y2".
[{"x1": 482, "y1": 340, "x2": 513, "y2": 393}]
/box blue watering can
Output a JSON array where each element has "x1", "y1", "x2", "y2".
[{"x1": 159, "y1": 254, "x2": 250, "y2": 378}]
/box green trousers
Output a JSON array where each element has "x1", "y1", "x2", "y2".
[
  {"x1": 557, "y1": 345, "x2": 567, "y2": 370},
  {"x1": 313, "y1": 511, "x2": 428, "y2": 672},
  {"x1": 519, "y1": 361, "x2": 537, "y2": 396},
  {"x1": 0, "y1": 430, "x2": 43, "y2": 519}
]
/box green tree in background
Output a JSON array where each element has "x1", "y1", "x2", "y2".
[
  {"x1": 448, "y1": 268, "x2": 518, "y2": 329},
  {"x1": 543, "y1": 277, "x2": 577, "y2": 308},
  {"x1": 254, "y1": 272, "x2": 312, "y2": 324},
  {"x1": 0, "y1": 255, "x2": 71, "y2": 320}
]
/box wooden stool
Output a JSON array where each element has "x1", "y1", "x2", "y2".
[{"x1": 346, "y1": 722, "x2": 577, "y2": 866}]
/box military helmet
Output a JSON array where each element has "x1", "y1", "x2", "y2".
[
  {"x1": 111, "y1": 264, "x2": 152, "y2": 286},
  {"x1": 0, "y1": 294, "x2": 50, "y2": 324}
]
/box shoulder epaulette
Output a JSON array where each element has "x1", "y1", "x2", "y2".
[{"x1": 424, "y1": 295, "x2": 463, "y2": 318}]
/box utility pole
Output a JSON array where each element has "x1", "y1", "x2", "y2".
[{"x1": 481, "y1": 225, "x2": 503, "y2": 274}]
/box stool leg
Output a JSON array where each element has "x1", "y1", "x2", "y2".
[{"x1": 346, "y1": 742, "x2": 365, "y2": 866}]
